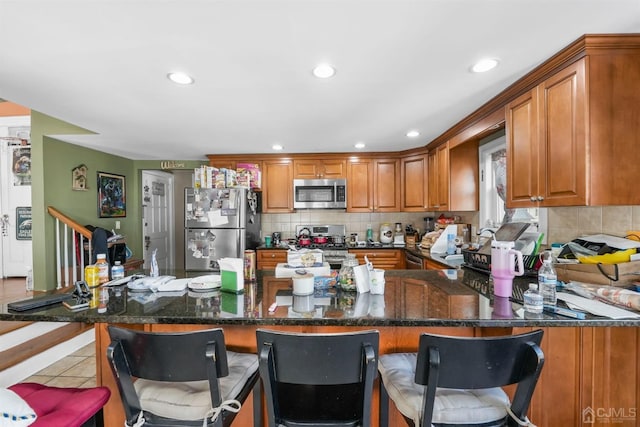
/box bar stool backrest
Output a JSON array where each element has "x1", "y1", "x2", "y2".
[
  {"x1": 107, "y1": 326, "x2": 259, "y2": 427},
  {"x1": 416, "y1": 330, "x2": 544, "y2": 427},
  {"x1": 256, "y1": 329, "x2": 379, "y2": 427}
]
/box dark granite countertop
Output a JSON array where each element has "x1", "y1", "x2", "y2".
[{"x1": 2, "y1": 269, "x2": 639, "y2": 327}]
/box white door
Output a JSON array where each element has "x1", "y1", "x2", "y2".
[
  {"x1": 0, "y1": 117, "x2": 32, "y2": 278},
  {"x1": 141, "y1": 170, "x2": 175, "y2": 271}
]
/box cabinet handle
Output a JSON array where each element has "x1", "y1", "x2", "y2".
[
  {"x1": 530, "y1": 196, "x2": 537, "y2": 202},
  {"x1": 537, "y1": 196, "x2": 544, "y2": 202},
  {"x1": 271, "y1": 254, "x2": 275, "y2": 258}
]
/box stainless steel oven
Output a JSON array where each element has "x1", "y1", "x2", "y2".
[{"x1": 293, "y1": 179, "x2": 347, "y2": 209}]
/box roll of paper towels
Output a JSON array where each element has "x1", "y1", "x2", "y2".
[{"x1": 292, "y1": 273, "x2": 314, "y2": 295}]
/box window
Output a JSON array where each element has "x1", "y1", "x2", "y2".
[{"x1": 478, "y1": 131, "x2": 547, "y2": 242}]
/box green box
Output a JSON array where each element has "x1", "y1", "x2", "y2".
[
  {"x1": 221, "y1": 270, "x2": 242, "y2": 293},
  {"x1": 221, "y1": 291, "x2": 244, "y2": 316}
]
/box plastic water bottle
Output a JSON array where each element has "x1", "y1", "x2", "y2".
[
  {"x1": 111, "y1": 261, "x2": 125, "y2": 280},
  {"x1": 25, "y1": 267, "x2": 33, "y2": 291},
  {"x1": 523, "y1": 283, "x2": 543, "y2": 313},
  {"x1": 538, "y1": 250, "x2": 557, "y2": 305},
  {"x1": 366, "y1": 224, "x2": 373, "y2": 241},
  {"x1": 446, "y1": 234, "x2": 456, "y2": 255}
]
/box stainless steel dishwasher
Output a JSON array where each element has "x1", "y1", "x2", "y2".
[{"x1": 405, "y1": 251, "x2": 424, "y2": 270}]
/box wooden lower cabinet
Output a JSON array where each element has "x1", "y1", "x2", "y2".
[
  {"x1": 349, "y1": 249, "x2": 405, "y2": 269},
  {"x1": 96, "y1": 323, "x2": 640, "y2": 427},
  {"x1": 256, "y1": 249, "x2": 287, "y2": 270}
]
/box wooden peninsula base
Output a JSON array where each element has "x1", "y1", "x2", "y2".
[{"x1": 94, "y1": 323, "x2": 640, "y2": 427}]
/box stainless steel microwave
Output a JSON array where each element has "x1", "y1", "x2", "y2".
[{"x1": 293, "y1": 179, "x2": 347, "y2": 209}]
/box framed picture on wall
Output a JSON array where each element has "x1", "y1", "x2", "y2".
[{"x1": 97, "y1": 171, "x2": 126, "y2": 218}]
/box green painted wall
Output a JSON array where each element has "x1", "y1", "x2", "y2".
[{"x1": 31, "y1": 111, "x2": 205, "y2": 290}]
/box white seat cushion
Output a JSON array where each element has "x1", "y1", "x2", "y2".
[
  {"x1": 378, "y1": 353, "x2": 510, "y2": 426},
  {"x1": 0, "y1": 389, "x2": 37, "y2": 427},
  {"x1": 134, "y1": 351, "x2": 258, "y2": 421}
]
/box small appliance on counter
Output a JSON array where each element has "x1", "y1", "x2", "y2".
[
  {"x1": 393, "y1": 222, "x2": 405, "y2": 246},
  {"x1": 380, "y1": 223, "x2": 393, "y2": 244}
]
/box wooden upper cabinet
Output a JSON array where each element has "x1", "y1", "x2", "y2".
[
  {"x1": 208, "y1": 160, "x2": 237, "y2": 170},
  {"x1": 262, "y1": 160, "x2": 294, "y2": 213},
  {"x1": 427, "y1": 143, "x2": 449, "y2": 211},
  {"x1": 401, "y1": 154, "x2": 428, "y2": 211},
  {"x1": 449, "y1": 140, "x2": 479, "y2": 211},
  {"x1": 346, "y1": 159, "x2": 374, "y2": 211},
  {"x1": 506, "y1": 59, "x2": 587, "y2": 208},
  {"x1": 375, "y1": 158, "x2": 400, "y2": 212},
  {"x1": 347, "y1": 158, "x2": 399, "y2": 212},
  {"x1": 293, "y1": 159, "x2": 346, "y2": 179}
]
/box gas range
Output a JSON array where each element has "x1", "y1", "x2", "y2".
[{"x1": 295, "y1": 225, "x2": 348, "y2": 267}]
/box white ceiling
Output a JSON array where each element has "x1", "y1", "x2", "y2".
[{"x1": 1, "y1": 0, "x2": 639, "y2": 161}]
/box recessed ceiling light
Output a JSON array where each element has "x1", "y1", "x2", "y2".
[
  {"x1": 312, "y1": 64, "x2": 336, "y2": 79},
  {"x1": 272, "y1": 144, "x2": 284, "y2": 151},
  {"x1": 167, "y1": 72, "x2": 194, "y2": 85},
  {"x1": 471, "y1": 59, "x2": 499, "y2": 73},
  {"x1": 355, "y1": 142, "x2": 366, "y2": 149},
  {"x1": 406, "y1": 130, "x2": 420, "y2": 138}
]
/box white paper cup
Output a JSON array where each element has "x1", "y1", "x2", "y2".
[{"x1": 370, "y1": 269, "x2": 385, "y2": 294}]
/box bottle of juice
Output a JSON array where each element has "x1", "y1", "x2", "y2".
[
  {"x1": 96, "y1": 253, "x2": 110, "y2": 284},
  {"x1": 85, "y1": 264, "x2": 99, "y2": 288}
]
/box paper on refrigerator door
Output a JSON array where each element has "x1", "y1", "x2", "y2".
[{"x1": 218, "y1": 257, "x2": 244, "y2": 293}]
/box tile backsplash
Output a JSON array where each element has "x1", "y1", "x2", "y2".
[
  {"x1": 261, "y1": 211, "x2": 477, "y2": 242},
  {"x1": 262, "y1": 206, "x2": 640, "y2": 245},
  {"x1": 547, "y1": 205, "x2": 640, "y2": 243}
]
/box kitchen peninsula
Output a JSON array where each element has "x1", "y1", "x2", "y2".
[{"x1": 2, "y1": 269, "x2": 639, "y2": 426}]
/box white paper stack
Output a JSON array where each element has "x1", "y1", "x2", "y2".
[{"x1": 275, "y1": 262, "x2": 331, "y2": 278}]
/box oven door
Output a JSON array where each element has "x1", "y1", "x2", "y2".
[{"x1": 405, "y1": 251, "x2": 425, "y2": 270}]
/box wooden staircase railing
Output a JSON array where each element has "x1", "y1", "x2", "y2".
[{"x1": 47, "y1": 206, "x2": 92, "y2": 289}]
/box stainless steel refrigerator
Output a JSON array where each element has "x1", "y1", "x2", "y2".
[{"x1": 185, "y1": 187, "x2": 261, "y2": 271}]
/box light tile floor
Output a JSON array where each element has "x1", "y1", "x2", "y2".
[{"x1": 23, "y1": 342, "x2": 97, "y2": 388}]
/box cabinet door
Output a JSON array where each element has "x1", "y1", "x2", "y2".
[
  {"x1": 208, "y1": 160, "x2": 237, "y2": 170},
  {"x1": 349, "y1": 249, "x2": 404, "y2": 269},
  {"x1": 427, "y1": 144, "x2": 449, "y2": 211},
  {"x1": 321, "y1": 159, "x2": 346, "y2": 178},
  {"x1": 293, "y1": 160, "x2": 320, "y2": 179},
  {"x1": 401, "y1": 154, "x2": 428, "y2": 211},
  {"x1": 293, "y1": 159, "x2": 346, "y2": 179},
  {"x1": 539, "y1": 59, "x2": 587, "y2": 206},
  {"x1": 347, "y1": 160, "x2": 374, "y2": 212},
  {"x1": 262, "y1": 160, "x2": 293, "y2": 213},
  {"x1": 507, "y1": 60, "x2": 587, "y2": 208},
  {"x1": 506, "y1": 89, "x2": 540, "y2": 208},
  {"x1": 374, "y1": 159, "x2": 400, "y2": 212},
  {"x1": 436, "y1": 145, "x2": 449, "y2": 211},
  {"x1": 257, "y1": 249, "x2": 287, "y2": 270},
  {"x1": 449, "y1": 141, "x2": 478, "y2": 211}
]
